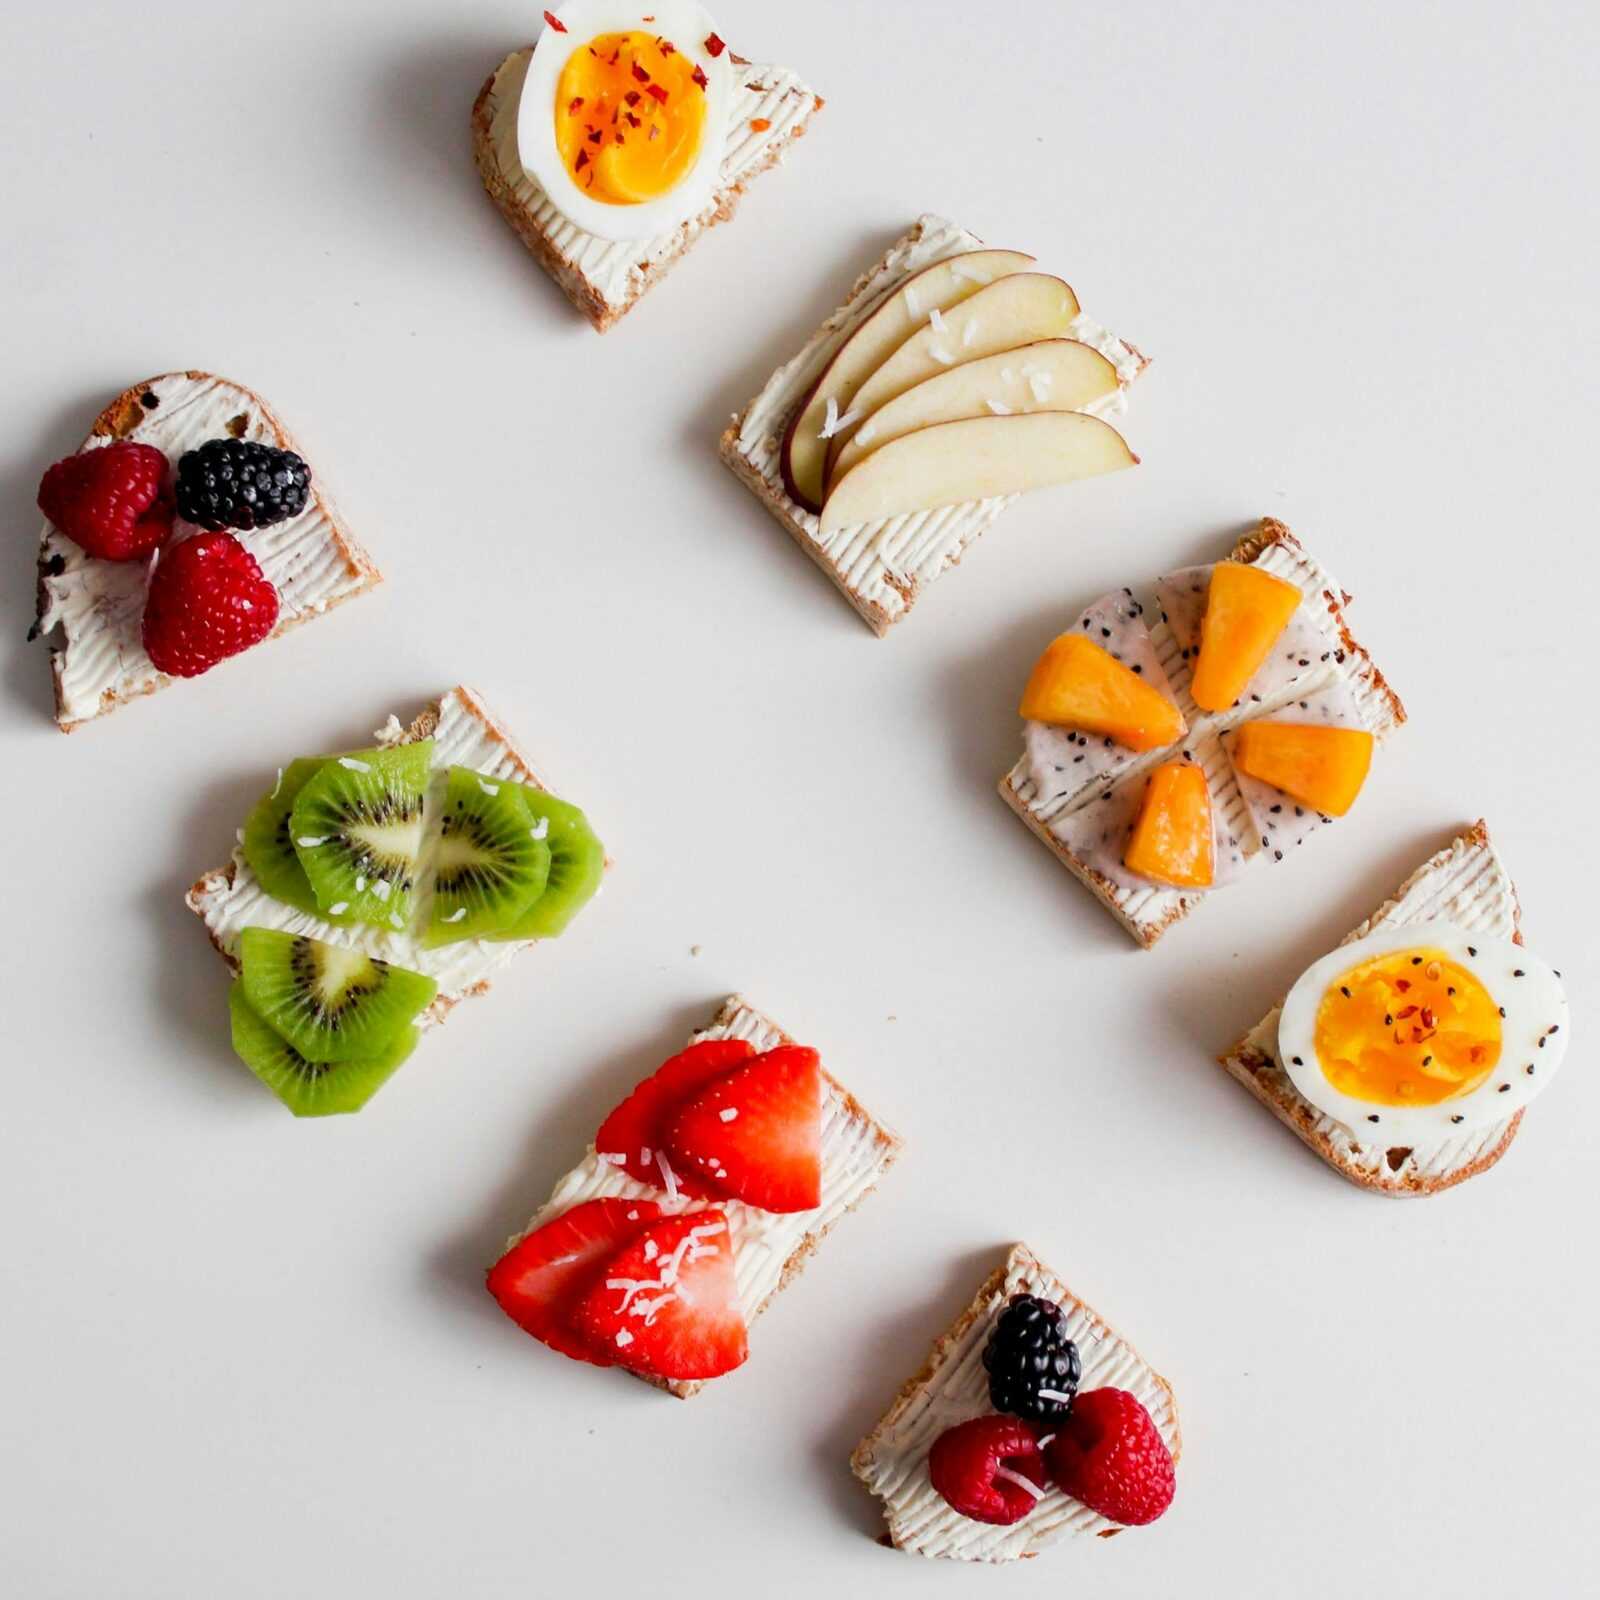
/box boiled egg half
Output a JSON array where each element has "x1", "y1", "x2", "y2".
[
  {"x1": 1277, "y1": 923, "x2": 1568, "y2": 1143},
  {"x1": 518, "y1": 1, "x2": 734, "y2": 241}
]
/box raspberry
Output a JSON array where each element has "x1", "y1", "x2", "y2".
[
  {"x1": 927, "y1": 1415, "x2": 1047, "y2": 1526},
  {"x1": 1044, "y1": 1388, "x2": 1174, "y2": 1527},
  {"x1": 142, "y1": 532, "x2": 280, "y2": 678},
  {"x1": 37, "y1": 441, "x2": 173, "y2": 561}
]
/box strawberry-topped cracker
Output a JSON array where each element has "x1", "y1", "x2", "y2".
[{"x1": 484, "y1": 998, "x2": 902, "y2": 1392}]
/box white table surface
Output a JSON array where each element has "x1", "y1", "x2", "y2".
[{"x1": 4, "y1": 2, "x2": 1597, "y2": 1594}]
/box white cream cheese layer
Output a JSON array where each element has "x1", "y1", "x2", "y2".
[
  {"x1": 855, "y1": 1245, "x2": 1179, "y2": 1562},
  {"x1": 514, "y1": 1000, "x2": 898, "y2": 1343},
  {"x1": 1239, "y1": 828, "x2": 1520, "y2": 1172},
  {"x1": 188, "y1": 688, "x2": 556, "y2": 1013},
  {"x1": 36, "y1": 373, "x2": 373, "y2": 730},
  {"x1": 1009, "y1": 535, "x2": 1400, "y2": 935},
  {"x1": 484, "y1": 48, "x2": 817, "y2": 313},
  {"x1": 730, "y1": 215, "x2": 1147, "y2": 628}
]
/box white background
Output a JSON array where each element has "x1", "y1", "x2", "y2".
[{"x1": 4, "y1": 2, "x2": 1597, "y2": 1594}]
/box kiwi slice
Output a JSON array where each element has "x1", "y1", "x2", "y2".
[
  {"x1": 423, "y1": 767, "x2": 552, "y2": 947},
  {"x1": 290, "y1": 741, "x2": 433, "y2": 930},
  {"x1": 488, "y1": 788, "x2": 605, "y2": 941},
  {"x1": 229, "y1": 983, "x2": 417, "y2": 1116},
  {"x1": 238, "y1": 927, "x2": 437, "y2": 1062},
  {"x1": 241, "y1": 758, "x2": 357, "y2": 924}
]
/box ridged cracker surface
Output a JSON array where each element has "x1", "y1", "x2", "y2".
[
  {"x1": 33, "y1": 372, "x2": 380, "y2": 732},
  {"x1": 719, "y1": 215, "x2": 1148, "y2": 634},
  {"x1": 1000, "y1": 518, "x2": 1406, "y2": 946},
  {"x1": 186, "y1": 685, "x2": 587, "y2": 1030},
  {"x1": 510, "y1": 995, "x2": 902, "y2": 1398},
  {"x1": 851, "y1": 1243, "x2": 1180, "y2": 1562},
  {"x1": 1219, "y1": 819, "x2": 1525, "y2": 1194},
  {"x1": 473, "y1": 46, "x2": 821, "y2": 331}
]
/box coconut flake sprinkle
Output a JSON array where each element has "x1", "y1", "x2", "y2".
[{"x1": 992, "y1": 1466, "x2": 1045, "y2": 1501}]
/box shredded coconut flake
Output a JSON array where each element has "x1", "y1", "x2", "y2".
[
  {"x1": 818, "y1": 400, "x2": 862, "y2": 440},
  {"x1": 962, "y1": 318, "x2": 979, "y2": 347},
  {"x1": 903, "y1": 283, "x2": 920, "y2": 315},
  {"x1": 951, "y1": 259, "x2": 991, "y2": 284},
  {"x1": 992, "y1": 1465, "x2": 1045, "y2": 1501},
  {"x1": 337, "y1": 756, "x2": 372, "y2": 772},
  {"x1": 443, "y1": 907, "x2": 467, "y2": 923},
  {"x1": 986, "y1": 399, "x2": 1012, "y2": 415},
  {"x1": 718, "y1": 1107, "x2": 739, "y2": 1123},
  {"x1": 476, "y1": 776, "x2": 500, "y2": 797},
  {"x1": 615, "y1": 1330, "x2": 633, "y2": 1347},
  {"x1": 928, "y1": 306, "x2": 947, "y2": 333},
  {"x1": 1036, "y1": 1434, "x2": 1056, "y2": 1449},
  {"x1": 655, "y1": 1150, "x2": 680, "y2": 1203},
  {"x1": 372, "y1": 879, "x2": 392, "y2": 902},
  {"x1": 296, "y1": 836, "x2": 328, "y2": 849},
  {"x1": 530, "y1": 817, "x2": 549, "y2": 840},
  {"x1": 1028, "y1": 372, "x2": 1054, "y2": 403},
  {"x1": 328, "y1": 902, "x2": 349, "y2": 916},
  {"x1": 269, "y1": 767, "x2": 284, "y2": 800},
  {"x1": 1036, "y1": 1387, "x2": 1075, "y2": 1403},
  {"x1": 927, "y1": 345, "x2": 955, "y2": 366}
]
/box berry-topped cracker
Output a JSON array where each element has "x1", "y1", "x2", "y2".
[
  {"x1": 719, "y1": 215, "x2": 1147, "y2": 634},
  {"x1": 1000, "y1": 518, "x2": 1406, "y2": 946},
  {"x1": 473, "y1": 4, "x2": 821, "y2": 332},
  {"x1": 31, "y1": 372, "x2": 380, "y2": 731},
  {"x1": 851, "y1": 1243, "x2": 1180, "y2": 1562},
  {"x1": 187, "y1": 688, "x2": 608, "y2": 1115},
  {"x1": 1220, "y1": 820, "x2": 1570, "y2": 1195},
  {"x1": 487, "y1": 996, "x2": 902, "y2": 1396}
]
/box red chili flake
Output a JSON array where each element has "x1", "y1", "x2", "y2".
[
  {"x1": 632, "y1": 61, "x2": 650, "y2": 82},
  {"x1": 1420, "y1": 1007, "x2": 1437, "y2": 1029},
  {"x1": 567, "y1": 96, "x2": 584, "y2": 113},
  {"x1": 704, "y1": 31, "x2": 726, "y2": 55},
  {"x1": 574, "y1": 148, "x2": 589, "y2": 171},
  {"x1": 691, "y1": 64, "x2": 708, "y2": 89},
  {"x1": 609, "y1": 48, "x2": 620, "y2": 64},
  {"x1": 615, "y1": 133, "x2": 626, "y2": 145},
  {"x1": 587, "y1": 127, "x2": 603, "y2": 144},
  {"x1": 750, "y1": 117, "x2": 771, "y2": 131},
  {"x1": 625, "y1": 111, "x2": 641, "y2": 127},
  {"x1": 543, "y1": 9, "x2": 567, "y2": 31},
  {"x1": 647, "y1": 82, "x2": 669, "y2": 103},
  {"x1": 659, "y1": 39, "x2": 676, "y2": 55},
  {"x1": 624, "y1": 89, "x2": 641, "y2": 106},
  {"x1": 1395, "y1": 1005, "x2": 1418, "y2": 1019},
  {"x1": 1394, "y1": 978, "x2": 1411, "y2": 992}
]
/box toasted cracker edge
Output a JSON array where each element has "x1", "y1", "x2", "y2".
[
  {"x1": 1217, "y1": 818, "x2": 1524, "y2": 1195},
  {"x1": 40, "y1": 371, "x2": 383, "y2": 733},
  {"x1": 472, "y1": 50, "x2": 822, "y2": 334},
  {"x1": 849, "y1": 1242, "x2": 1180, "y2": 1556}
]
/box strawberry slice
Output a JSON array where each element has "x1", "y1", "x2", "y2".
[
  {"x1": 665, "y1": 1046, "x2": 823, "y2": 1214},
  {"x1": 486, "y1": 1197, "x2": 663, "y2": 1365},
  {"x1": 594, "y1": 1038, "x2": 755, "y2": 1200},
  {"x1": 572, "y1": 1209, "x2": 748, "y2": 1380}
]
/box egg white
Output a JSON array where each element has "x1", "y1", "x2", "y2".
[
  {"x1": 516, "y1": 0, "x2": 734, "y2": 242},
  {"x1": 1276, "y1": 922, "x2": 1569, "y2": 1144}
]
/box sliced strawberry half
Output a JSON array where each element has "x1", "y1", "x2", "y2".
[
  {"x1": 594, "y1": 1038, "x2": 756, "y2": 1200},
  {"x1": 486, "y1": 1197, "x2": 663, "y2": 1365},
  {"x1": 665, "y1": 1045, "x2": 823, "y2": 1214},
  {"x1": 572, "y1": 1208, "x2": 748, "y2": 1380}
]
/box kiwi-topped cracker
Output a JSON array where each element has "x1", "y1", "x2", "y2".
[
  {"x1": 290, "y1": 742, "x2": 432, "y2": 929},
  {"x1": 238, "y1": 927, "x2": 437, "y2": 1063},
  {"x1": 240, "y1": 757, "x2": 359, "y2": 924},
  {"x1": 423, "y1": 767, "x2": 552, "y2": 947}
]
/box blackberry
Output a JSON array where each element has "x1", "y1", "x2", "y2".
[
  {"x1": 175, "y1": 438, "x2": 311, "y2": 531},
  {"x1": 981, "y1": 1293, "x2": 1081, "y2": 1423}
]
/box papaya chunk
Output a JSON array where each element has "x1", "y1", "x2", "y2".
[
  {"x1": 1123, "y1": 761, "x2": 1214, "y2": 888},
  {"x1": 1190, "y1": 563, "x2": 1302, "y2": 711},
  {"x1": 1232, "y1": 721, "x2": 1373, "y2": 816},
  {"x1": 1019, "y1": 634, "x2": 1185, "y2": 752}
]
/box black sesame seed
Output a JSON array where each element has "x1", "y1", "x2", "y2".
[
  {"x1": 1549, "y1": 1025, "x2": 1560, "y2": 1034},
  {"x1": 1411, "y1": 956, "x2": 1422, "y2": 966},
  {"x1": 1291, "y1": 1056, "x2": 1304, "y2": 1066},
  {"x1": 1513, "y1": 969, "x2": 1525, "y2": 977},
  {"x1": 1273, "y1": 849, "x2": 1283, "y2": 861},
  {"x1": 1367, "y1": 1114, "x2": 1380, "y2": 1123},
  {"x1": 1451, "y1": 1115, "x2": 1464, "y2": 1124},
  {"x1": 1498, "y1": 1084, "x2": 1510, "y2": 1093},
  {"x1": 1340, "y1": 986, "x2": 1352, "y2": 998},
  {"x1": 1498, "y1": 1007, "x2": 1506, "y2": 1018},
  {"x1": 1468, "y1": 946, "x2": 1477, "y2": 957},
  {"x1": 1526, "y1": 1064, "x2": 1535, "y2": 1075},
  {"x1": 140, "y1": 391, "x2": 159, "y2": 409}
]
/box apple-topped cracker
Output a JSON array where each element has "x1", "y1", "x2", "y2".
[
  {"x1": 1000, "y1": 521, "x2": 1406, "y2": 947},
  {"x1": 721, "y1": 217, "x2": 1147, "y2": 633}
]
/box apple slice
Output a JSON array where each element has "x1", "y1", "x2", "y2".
[
  {"x1": 827, "y1": 339, "x2": 1118, "y2": 488},
  {"x1": 818, "y1": 411, "x2": 1136, "y2": 535},
  {"x1": 780, "y1": 249, "x2": 1035, "y2": 514},
  {"x1": 824, "y1": 274, "x2": 1082, "y2": 476}
]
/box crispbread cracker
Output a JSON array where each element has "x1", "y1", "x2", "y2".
[
  {"x1": 1218, "y1": 819, "x2": 1526, "y2": 1195},
  {"x1": 851, "y1": 1243, "x2": 1179, "y2": 1561},
  {"x1": 510, "y1": 995, "x2": 903, "y2": 1399},
  {"x1": 33, "y1": 371, "x2": 380, "y2": 732},
  {"x1": 1001, "y1": 518, "x2": 1406, "y2": 946},
  {"x1": 472, "y1": 46, "x2": 821, "y2": 333}
]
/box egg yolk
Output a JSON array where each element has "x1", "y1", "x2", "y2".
[
  {"x1": 1313, "y1": 948, "x2": 1501, "y2": 1106},
  {"x1": 554, "y1": 32, "x2": 707, "y2": 205}
]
